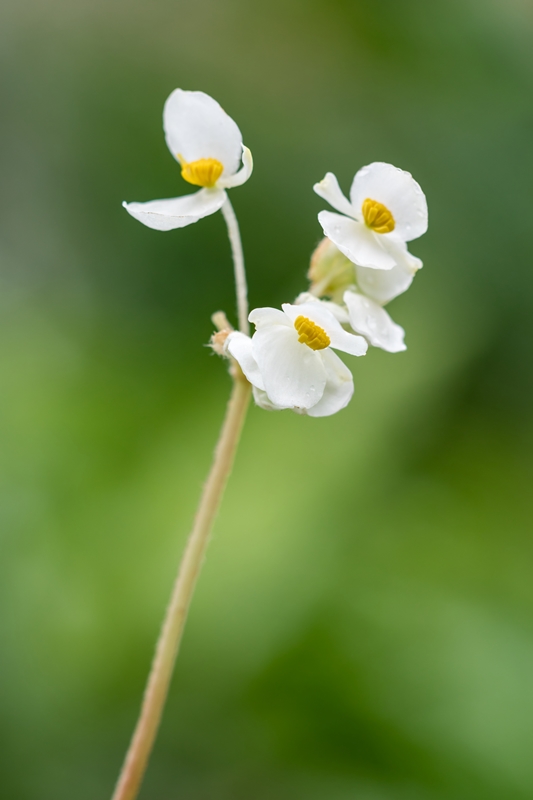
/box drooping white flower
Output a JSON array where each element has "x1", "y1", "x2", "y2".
[
  {"x1": 123, "y1": 89, "x2": 253, "y2": 230},
  {"x1": 343, "y1": 290, "x2": 406, "y2": 353},
  {"x1": 314, "y1": 162, "x2": 427, "y2": 272},
  {"x1": 225, "y1": 302, "x2": 367, "y2": 417}
]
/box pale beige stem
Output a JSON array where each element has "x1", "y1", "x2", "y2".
[
  {"x1": 111, "y1": 374, "x2": 252, "y2": 800},
  {"x1": 221, "y1": 197, "x2": 249, "y2": 335}
]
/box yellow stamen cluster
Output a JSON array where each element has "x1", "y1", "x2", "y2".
[
  {"x1": 294, "y1": 315, "x2": 331, "y2": 351},
  {"x1": 362, "y1": 197, "x2": 395, "y2": 234},
  {"x1": 178, "y1": 155, "x2": 224, "y2": 188}
]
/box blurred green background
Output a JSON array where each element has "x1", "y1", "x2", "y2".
[{"x1": 1, "y1": 0, "x2": 533, "y2": 798}]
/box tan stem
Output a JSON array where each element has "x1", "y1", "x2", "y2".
[
  {"x1": 221, "y1": 197, "x2": 249, "y2": 335},
  {"x1": 111, "y1": 374, "x2": 252, "y2": 800}
]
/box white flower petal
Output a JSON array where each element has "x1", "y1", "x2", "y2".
[
  {"x1": 294, "y1": 291, "x2": 316, "y2": 305},
  {"x1": 225, "y1": 332, "x2": 265, "y2": 390},
  {"x1": 355, "y1": 261, "x2": 415, "y2": 305},
  {"x1": 381, "y1": 237, "x2": 423, "y2": 274},
  {"x1": 313, "y1": 172, "x2": 357, "y2": 218},
  {"x1": 318, "y1": 211, "x2": 397, "y2": 270},
  {"x1": 282, "y1": 302, "x2": 368, "y2": 357},
  {"x1": 252, "y1": 325, "x2": 327, "y2": 409},
  {"x1": 163, "y1": 89, "x2": 243, "y2": 177},
  {"x1": 218, "y1": 146, "x2": 253, "y2": 188},
  {"x1": 122, "y1": 188, "x2": 226, "y2": 231},
  {"x1": 249, "y1": 307, "x2": 292, "y2": 329},
  {"x1": 344, "y1": 291, "x2": 406, "y2": 353},
  {"x1": 349, "y1": 162, "x2": 428, "y2": 242},
  {"x1": 307, "y1": 349, "x2": 354, "y2": 417},
  {"x1": 252, "y1": 386, "x2": 288, "y2": 411},
  {"x1": 322, "y1": 300, "x2": 351, "y2": 325},
  {"x1": 294, "y1": 293, "x2": 351, "y2": 324}
]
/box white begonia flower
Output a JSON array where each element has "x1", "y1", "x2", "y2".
[
  {"x1": 314, "y1": 162, "x2": 427, "y2": 271},
  {"x1": 225, "y1": 302, "x2": 368, "y2": 417},
  {"x1": 123, "y1": 89, "x2": 253, "y2": 231}
]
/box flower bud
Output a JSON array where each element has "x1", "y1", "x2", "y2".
[
  {"x1": 308, "y1": 237, "x2": 355, "y2": 302},
  {"x1": 210, "y1": 329, "x2": 231, "y2": 356}
]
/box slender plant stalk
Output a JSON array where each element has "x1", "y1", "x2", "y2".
[
  {"x1": 111, "y1": 202, "x2": 251, "y2": 800},
  {"x1": 221, "y1": 196, "x2": 249, "y2": 335}
]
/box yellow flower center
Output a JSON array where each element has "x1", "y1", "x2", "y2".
[
  {"x1": 178, "y1": 154, "x2": 224, "y2": 188},
  {"x1": 294, "y1": 315, "x2": 331, "y2": 350},
  {"x1": 362, "y1": 197, "x2": 395, "y2": 234}
]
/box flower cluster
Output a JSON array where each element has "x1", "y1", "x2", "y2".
[{"x1": 124, "y1": 90, "x2": 428, "y2": 417}]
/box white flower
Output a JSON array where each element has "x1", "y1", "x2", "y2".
[
  {"x1": 226, "y1": 302, "x2": 368, "y2": 417},
  {"x1": 314, "y1": 162, "x2": 427, "y2": 271},
  {"x1": 123, "y1": 89, "x2": 253, "y2": 230}
]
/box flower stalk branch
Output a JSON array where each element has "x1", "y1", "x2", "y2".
[{"x1": 221, "y1": 196, "x2": 249, "y2": 335}]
